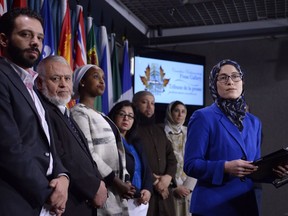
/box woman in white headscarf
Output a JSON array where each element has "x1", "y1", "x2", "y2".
[
  {"x1": 164, "y1": 101, "x2": 197, "y2": 216},
  {"x1": 71, "y1": 65, "x2": 135, "y2": 216}
]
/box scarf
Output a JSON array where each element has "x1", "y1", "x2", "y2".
[
  {"x1": 209, "y1": 59, "x2": 246, "y2": 131},
  {"x1": 164, "y1": 101, "x2": 186, "y2": 134}
]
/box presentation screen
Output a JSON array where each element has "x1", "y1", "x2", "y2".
[
  {"x1": 134, "y1": 56, "x2": 204, "y2": 106},
  {"x1": 133, "y1": 47, "x2": 205, "y2": 123}
]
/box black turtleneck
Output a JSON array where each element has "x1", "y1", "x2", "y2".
[{"x1": 137, "y1": 111, "x2": 156, "y2": 126}]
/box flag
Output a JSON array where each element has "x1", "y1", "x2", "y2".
[
  {"x1": 73, "y1": 4, "x2": 86, "y2": 69},
  {"x1": 58, "y1": 0, "x2": 73, "y2": 108},
  {"x1": 100, "y1": 26, "x2": 113, "y2": 114},
  {"x1": 40, "y1": 0, "x2": 55, "y2": 60},
  {"x1": 0, "y1": 0, "x2": 7, "y2": 16},
  {"x1": 12, "y1": 0, "x2": 27, "y2": 8},
  {"x1": 111, "y1": 33, "x2": 122, "y2": 103},
  {"x1": 87, "y1": 16, "x2": 99, "y2": 66},
  {"x1": 29, "y1": 0, "x2": 41, "y2": 13},
  {"x1": 87, "y1": 16, "x2": 102, "y2": 111},
  {"x1": 121, "y1": 39, "x2": 133, "y2": 101},
  {"x1": 58, "y1": 0, "x2": 72, "y2": 69},
  {"x1": 51, "y1": 0, "x2": 61, "y2": 50}
]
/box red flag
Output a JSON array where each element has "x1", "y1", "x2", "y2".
[
  {"x1": 73, "y1": 4, "x2": 86, "y2": 70},
  {"x1": 58, "y1": 0, "x2": 72, "y2": 69},
  {"x1": 0, "y1": 0, "x2": 7, "y2": 16},
  {"x1": 12, "y1": 0, "x2": 27, "y2": 8}
]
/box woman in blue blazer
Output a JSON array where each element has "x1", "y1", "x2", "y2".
[{"x1": 184, "y1": 59, "x2": 261, "y2": 216}]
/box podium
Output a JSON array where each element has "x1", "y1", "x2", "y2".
[{"x1": 249, "y1": 147, "x2": 288, "y2": 188}]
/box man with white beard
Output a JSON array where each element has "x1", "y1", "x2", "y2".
[{"x1": 36, "y1": 55, "x2": 108, "y2": 216}]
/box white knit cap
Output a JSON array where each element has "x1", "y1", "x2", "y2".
[{"x1": 73, "y1": 64, "x2": 101, "y2": 99}]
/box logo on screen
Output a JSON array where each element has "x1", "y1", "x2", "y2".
[{"x1": 140, "y1": 64, "x2": 170, "y2": 94}]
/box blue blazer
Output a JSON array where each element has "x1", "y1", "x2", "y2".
[
  {"x1": 0, "y1": 58, "x2": 68, "y2": 216},
  {"x1": 184, "y1": 103, "x2": 262, "y2": 216},
  {"x1": 124, "y1": 136, "x2": 153, "y2": 196}
]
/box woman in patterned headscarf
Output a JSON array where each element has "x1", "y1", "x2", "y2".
[
  {"x1": 184, "y1": 59, "x2": 262, "y2": 216},
  {"x1": 164, "y1": 101, "x2": 197, "y2": 216}
]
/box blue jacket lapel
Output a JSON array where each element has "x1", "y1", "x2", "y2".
[{"x1": 212, "y1": 103, "x2": 247, "y2": 157}]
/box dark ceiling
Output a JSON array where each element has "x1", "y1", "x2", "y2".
[{"x1": 102, "y1": 0, "x2": 288, "y2": 46}]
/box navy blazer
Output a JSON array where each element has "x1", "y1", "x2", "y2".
[
  {"x1": 40, "y1": 95, "x2": 102, "y2": 216},
  {"x1": 184, "y1": 103, "x2": 262, "y2": 216},
  {"x1": 124, "y1": 136, "x2": 153, "y2": 196},
  {"x1": 0, "y1": 58, "x2": 68, "y2": 216}
]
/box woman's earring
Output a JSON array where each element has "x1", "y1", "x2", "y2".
[{"x1": 81, "y1": 84, "x2": 85, "y2": 87}]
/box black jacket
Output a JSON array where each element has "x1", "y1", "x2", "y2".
[
  {"x1": 40, "y1": 95, "x2": 102, "y2": 216},
  {"x1": 0, "y1": 57, "x2": 68, "y2": 216}
]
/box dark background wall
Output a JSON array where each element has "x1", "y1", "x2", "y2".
[
  {"x1": 69, "y1": 1, "x2": 288, "y2": 214},
  {"x1": 159, "y1": 36, "x2": 288, "y2": 216}
]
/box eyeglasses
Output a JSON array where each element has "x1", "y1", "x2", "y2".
[
  {"x1": 117, "y1": 112, "x2": 134, "y2": 120},
  {"x1": 217, "y1": 73, "x2": 242, "y2": 83}
]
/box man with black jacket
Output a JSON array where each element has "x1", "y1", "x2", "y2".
[
  {"x1": 0, "y1": 8, "x2": 69, "y2": 216},
  {"x1": 36, "y1": 55, "x2": 107, "y2": 216}
]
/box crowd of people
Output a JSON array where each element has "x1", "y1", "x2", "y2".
[{"x1": 2, "y1": 7, "x2": 288, "y2": 216}]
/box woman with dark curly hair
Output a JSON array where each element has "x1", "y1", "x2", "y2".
[{"x1": 108, "y1": 100, "x2": 153, "y2": 215}]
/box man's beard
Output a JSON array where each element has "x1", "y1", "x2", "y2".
[
  {"x1": 7, "y1": 40, "x2": 41, "y2": 68},
  {"x1": 41, "y1": 83, "x2": 72, "y2": 106}
]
